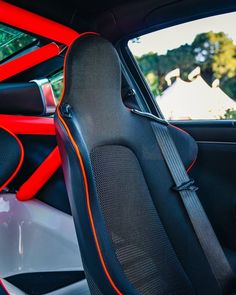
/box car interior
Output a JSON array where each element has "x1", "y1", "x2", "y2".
[{"x1": 0, "y1": 0, "x2": 236, "y2": 294}]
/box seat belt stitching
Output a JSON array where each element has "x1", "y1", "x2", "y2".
[{"x1": 172, "y1": 179, "x2": 199, "y2": 192}]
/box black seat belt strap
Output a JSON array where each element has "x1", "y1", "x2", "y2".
[{"x1": 131, "y1": 109, "x2": 234, "y2": 292}]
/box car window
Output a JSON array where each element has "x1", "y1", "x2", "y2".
[
  {"x1": 49, "y1": 70, "x2": 64, "y2": 103},
  {"x1": 128, "y1": 12, "x2": 236, "y2": 120},
  {"x1": 0, "y1": 23, "x2": 36, "y2": 63}
]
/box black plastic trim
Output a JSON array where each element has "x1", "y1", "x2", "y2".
[{"x1": 6, "y1": 271, "x2": 85, "y2": 295}]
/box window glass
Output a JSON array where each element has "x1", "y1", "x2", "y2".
[
  {"x1": 49, "y1": 70, "x2": 64, "y2": 103},
  {"x1": 128, "y1": 12, "x2": 236, "y2": 120},
  {"x1": 0, "y1": 23, "x2": 36, "y2": 62}
]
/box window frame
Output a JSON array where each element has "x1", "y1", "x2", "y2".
[
  {"x1": 118, "y1": 9, "x2": 236, "y2": 123},
  {"x1": 0, "y1": 22, "x2": 38, "y2": 65}
]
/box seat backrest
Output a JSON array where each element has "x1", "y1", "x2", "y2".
[
  {"x1": 55, "y1": 35, "x2": 223, "y2": 295},
  {"x1": 0, "y1": 127, "x2": 23, "y2": 192}
]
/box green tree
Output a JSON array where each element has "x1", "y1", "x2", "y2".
[
  {"x1": 158, "y1": 44, "x2": 196, "y2": 80},
  {"x1": 0, "y1": 24, "x2": 36, "y2": 62},
  {"x1": 192, "y1": 31, "x2": 236, "y2": 81},
  {"x1": 136, "y1": 52, "x2": 158, "y2": 76},
  {"x1": 136, "y1": 45, "x2": 197, "y2": 94},
  {"x1": 222, "y1": 108, "x2": 236, "y2": 119},
  {"x1": 134, "y1": 31, "x2": 236, "y2": 100},
  {"x1": 49, "y1": 71, "x2": 64, "y2": 102}
]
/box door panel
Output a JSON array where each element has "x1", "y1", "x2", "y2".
[
  {"x1": 173, "y1": 120, "x2": 236, "y2": 270},
  {"x1": 173, "y1": 120, "x2": 236, "y2": 142}
]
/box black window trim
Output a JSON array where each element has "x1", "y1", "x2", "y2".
[{"x1": 116, "y1": 6, "x2": 236, "y2": 121}]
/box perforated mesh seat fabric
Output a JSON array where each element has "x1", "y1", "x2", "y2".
[
  {"x1": 90, "y1": 145, "x2": 194, "y2": 294},
  {"x1": 55, "y1": 34, "x2": 228, "y2": 295}
]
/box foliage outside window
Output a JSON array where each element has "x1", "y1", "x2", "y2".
[
  {"x1": 49, "y1": 71, "x2": 64, "y2": 103},
  {"x1": 0, "y1": 23, "x2": 64, "y2": 106},
  {"x1": 0, "y1": 23, "x2": 36, "y2": 62},
  {"x1": 129, "y1": 12, "x2": 236, "y2": 120}
]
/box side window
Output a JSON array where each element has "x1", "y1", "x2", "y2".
[
  {"x1": 0, "y1": 23, "x2": 36, "y2": 63},
  {"x1": 49, "y1": 71, "x2": 64, "y2": 103},
  {"x1": 128, "y1": 12, "x2": 236, "y2": 120}
]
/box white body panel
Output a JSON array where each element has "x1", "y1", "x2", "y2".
[{"x1": 0, "y1": 194, "x2": 83, "y2": 278}]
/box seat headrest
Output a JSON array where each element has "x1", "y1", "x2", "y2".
[{"x1": 61, "y1": 34, "x2": 124, "y2": 119}]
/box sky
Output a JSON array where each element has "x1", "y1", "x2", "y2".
[{"x1": 128, "y1": 12, "x2": 236, "y2": 57}]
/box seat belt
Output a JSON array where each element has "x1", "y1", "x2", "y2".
[{"x1": 131, "y1": 109, "x2": 234, "y2": 293}]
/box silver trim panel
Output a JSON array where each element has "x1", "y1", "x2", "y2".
[
  {"x1": 0, "y1": 194, "x2": 83, "y2": 278},
  {"x1": 31, "y1": 78, "x2": 56, "y2": 115}
]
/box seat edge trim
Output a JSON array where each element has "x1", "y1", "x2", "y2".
[
  {"x1": 0, "y1": 126, "x2": 24, "y2": 192},
  {"x1": 57, "y1": 109, "x2": 123, "y2": 295}
]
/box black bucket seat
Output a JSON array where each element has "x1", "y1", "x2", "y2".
[{"x1": 55, "y1": 34, "x2": 235, "y2": 295}]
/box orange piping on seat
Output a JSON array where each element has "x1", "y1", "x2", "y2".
[
  {"x1": 171, "y1": 124, "x2": 197, "y2": 172},
  {"x1": 186, "y1": 157, "x2": 197, "y2": 173},
  {"x1": 57, "y1": 109, "x2": 123, "y2": 295},
  {"x1": 56, "y1": 32, "x2": 122, "y2": 294},
  {"x1": 0, "y1": 126, "x2": 24, "y2": 192},
  {"x1": 0, "y1": 279, "x2": 10, "y2": 295},
  {"x1": 57, "y1": 109, "x2": 122, "y2": 295}
]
